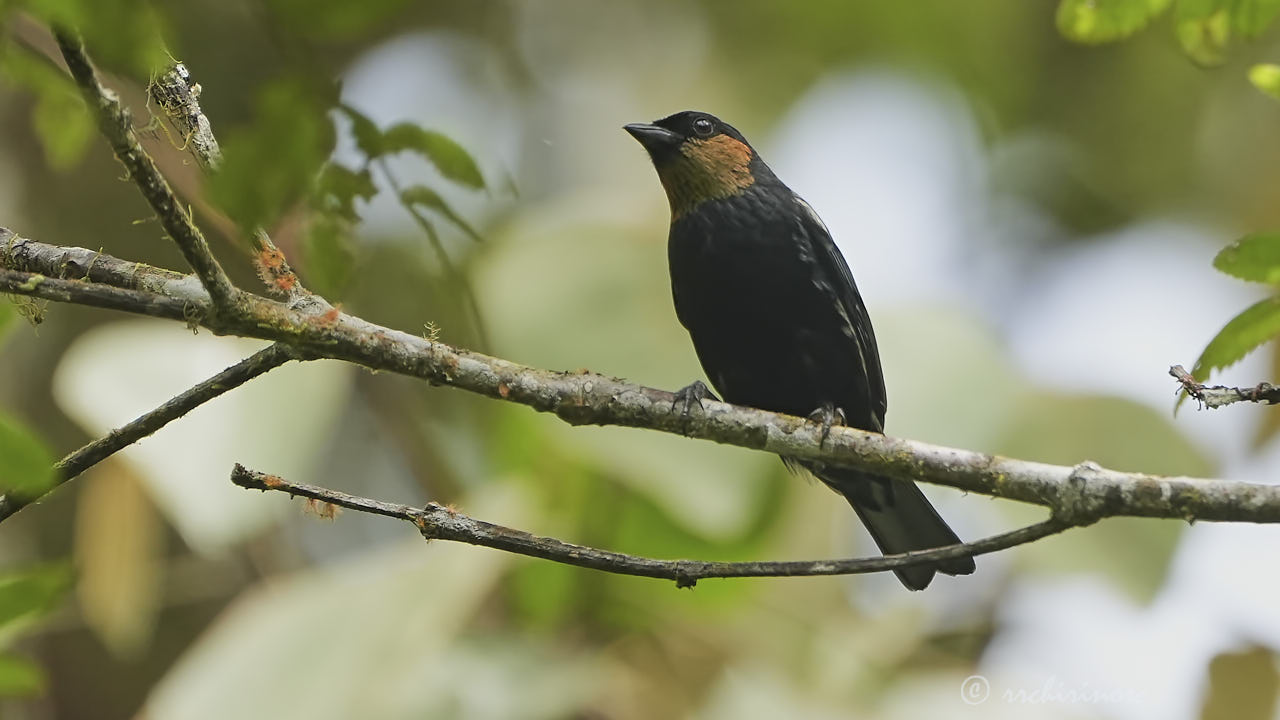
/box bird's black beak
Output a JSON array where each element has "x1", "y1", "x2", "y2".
[{"x1": 624, "y1": 123, "x2": 681, "y2": 155}]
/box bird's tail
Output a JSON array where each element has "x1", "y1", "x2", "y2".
[{"x1": 812, "y1": 466, "x2": 975, "y2": 590}]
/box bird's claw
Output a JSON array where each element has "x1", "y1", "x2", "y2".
[
  {"x1": 671, "y1": 380, "x2": 719, "y2": 421},
  {"x1": 808, "y1": 403, "x2": 846, "y2": 448}
]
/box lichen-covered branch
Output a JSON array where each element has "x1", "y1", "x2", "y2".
[
  {"x1": 230, "y1": 464, "x2": 1072, "y2": 586},
  {"x1": 7, "y1": 233, "x2": 1280, "y2": 529},
  {"x1": 147, "y1": 61, "x2": 306, "y2": 302},
  {"x1": 0, "y1": 267, "x2": 191, "y2": 321},
  {"x1": 148, "y1": 63, "x2": 222, "y2": 171},
  {"x1": 53, "y1": 30, "x2": 239, "y2": 313},
  {"x1": 0, "y1": 344, "x2": 299, "y2": 521},
  {"x1": 2, "y1": 230, "x2": 206, "y2": 302},
  {"x1": 1170, "y1": 364, "x2": 1280, "y2": 409}
]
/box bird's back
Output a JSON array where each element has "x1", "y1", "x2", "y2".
[{"x1": 667, "y1": 183, "x2": 886, "y2": 431}]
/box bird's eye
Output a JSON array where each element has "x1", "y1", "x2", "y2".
[{"x1": 692, "y1": 117, "x2": 715, "y2": 137}]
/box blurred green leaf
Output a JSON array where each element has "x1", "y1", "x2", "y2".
[
  {"x1": 382, "y1": 123, "x2": 485, "y2": 189},
  {"x1": 1056, "y1": 0, "x2": 1172, "y2": 43},
  {"x1": 1200, "y1": 646, "x2": 1279, "y2": 720},
  {"x1": 31, "y1": 82, "x2": 93, "y2": 169},
  {"x1": 0, "y1": 563, "x2": 72, "y2": 631},
  {"x1": 24, "y1": 0, "x2": 170, "y2": 78},
  {"x1": 1250, "y1": 63, "x2": 1280, "y2": 100},
  {"x1": 1191, "y1": 296, "x2": 1280, "y2": 380},
  {"x1": 0, "y1": 46, "x2": 93, "y2": 169},
  {"x1": 336, "y1": 104, "x2": 384, "y2": 158},
  {"x1": 1233, "y1": 0, "x2": 1280, "y2": 35},
  {"x1": 264, "y1": 0, "x2": 415, "y2": 40},
  {"x1": 509, "y1": 560, "x2": 581, "y2": 629},
  {"x1": 315, "y1": 164, "x2": 377, "y2": 222},
  {"x1": 75, "y1": 465, "x2": 162, "y2": 659},
  {"x1": 1175, "y1": 0, "x2": 1231, "y2": 66},
  {"x1": 0, "y1": 301, "x2": 15, "y2": 341},
  {"x1": 143, "y1": 491, "x2": 524, "y2": 720},
  {"x1": 302, "y1": 214, "x2": 357, "y2": 298},
  {"x1": 997, "y1": 393, "x2": 1208, "y2": 600},
  {"x1": 1214, "y1": 233, "x2": 1280, "y2": 284},
  {"x1": 999, "y1": 393, "x2": 1213, "y2": 475},
  {"x1": 599, "y1": 479, "x2": 767, "y2": 622},
  {"x1": 210, "y1": 79, "x2": 335, "y2": 230},
  {"x1": 400, "y1": 184, "x2": 483, "y2": 242},
  {"x1": 0, "y1": 413, "x2": 56, "y2": 497},
  {"x1": 0, "y1": 654, "x2": 44, "y2": 698}
]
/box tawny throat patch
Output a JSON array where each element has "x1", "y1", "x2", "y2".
[{"x1": 657, "y1": 135, "x2": 755, "y2": 218}]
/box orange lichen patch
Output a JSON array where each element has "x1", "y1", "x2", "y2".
[
  {"x1": 261, "y1": 473, "x2": 285, "y2": 489},
  {"x1": 659, "y1": 135, "x2": 755, "y2": 218},
  {"x1": 304, "y1": 498, "x2": 341, "y2": 520},
  {"x1": 313, "y1": 305, "x2": 341, "y2": 327},
  {"x1": 253, "y1": 246, "x2": 299, "y2": 294}
]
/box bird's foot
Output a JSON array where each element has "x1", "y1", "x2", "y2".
[
  {"x1": 671, "y1": 380, "x2": 719, "y2": 425},
  {"x1": 807, "y1": 403, "x2": 846, "y2": 448}
]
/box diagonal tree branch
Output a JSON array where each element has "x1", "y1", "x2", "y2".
[
  {"x1": 0, "y1": 344, "x2": 300, "y2": 521},
  {"x1": 1170, "y1": 364, "x2": 1280, "y2": 409},
  {"x1": 3, "y1": 230, "x2": 221, "y2": 304},
  {"x1": 7, "y1": 234, "x2": 1280, "y2": 529},
  {"x1": 147, "y1": 63, "x2": 222, "y2": 171},
  {"x1": 0, "y1": 267, "x2": 190, "y2": 321},
  {"x1": 230, "y1": 464, "x2": 1073, "y2": 586},
  {"x1": 147, "y1": 62, "x2": 309, "y2": 303},
  {"x1": 53, "y1": 29, "x2": 240, "y2": 313}
]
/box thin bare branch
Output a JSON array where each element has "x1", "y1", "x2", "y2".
[
  {"x1": 1170, "y1": 364, "x2": 1280, "y2": 409},
  {"x1": 148, "y1": 63, "x2": 222, "y2": 171},
  {"x1": 53, "y1": 30, "x2": 239, "y2": 313},
  {"x1": 0, "y1": 345, "x2": 299, "y2": 521},
  {"x1": 3, "y1": 230, "x2": 204, "y2": 300},
  {"x1": 230, "y1": 464, "x2": 1072, "y2": 586},
  {"x1": 0, "y1": 267, "x2": 191, "y2": 321},
  {"x1": 7, "y1": 236, "x2": 1280, "y2": 529},
  {"x1": 147, "y1": 61, "x2": 308, "y2": 303}
]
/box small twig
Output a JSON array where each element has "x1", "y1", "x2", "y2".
[
  {"x1": 1170, "y1": 364, "x2": 1280, "y2": 409},
  {"x1": 53, "y1": 30, "x2": 240, "y2": 314},
  {"x1": 0, "y1": 344, "x2": 299, "y2": 521},
  {"x1": 147, "y1": 63, "x2": 222, "y2": 170},
  {"x1": 230, "y1": 464, "x2": 1071, "y2": 586},
  {"x1": 377, "y1": 158, "x2": 489, "y2": 349},
  {"x1": 147, "y1": 62, "x2": 309, "y2": 303}
]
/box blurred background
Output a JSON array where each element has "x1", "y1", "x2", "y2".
[{"x1": 3, "y1": 1, "x2": 1280, "y2": 718}]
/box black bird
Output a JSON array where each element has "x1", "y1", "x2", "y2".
[{"x1": 625, "y1": 110, "x2": 973, "y2": 590}]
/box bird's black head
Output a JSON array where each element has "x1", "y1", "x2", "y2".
[{"x1": 625, "y1": 110, "x2": 762, "y2": 218}]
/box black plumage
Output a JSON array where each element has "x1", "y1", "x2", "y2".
[{"x1": 625, "y1": 110, "x2": 973, "y2": 590}]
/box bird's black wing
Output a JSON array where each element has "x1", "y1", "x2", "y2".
[{"x1": 791, "y1": 195, "x2": 887, "y2": 428}]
